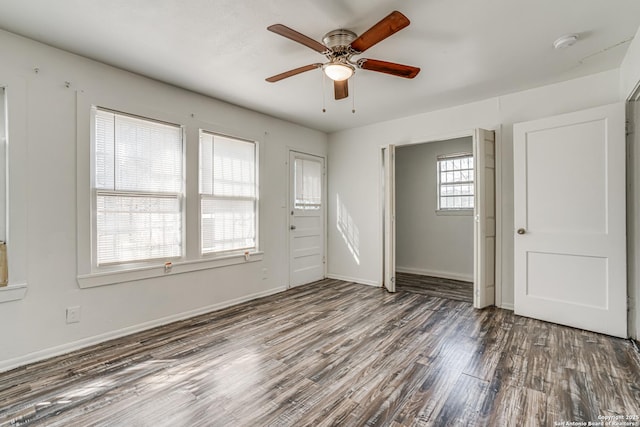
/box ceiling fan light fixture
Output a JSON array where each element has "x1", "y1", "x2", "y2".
[{"x1": 323, "y1": 63, "x2": 354, "y2": 81}]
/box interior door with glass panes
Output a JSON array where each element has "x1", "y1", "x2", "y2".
[{"x1": 289, "y1": 151, "x2": 325, "y2": 287}]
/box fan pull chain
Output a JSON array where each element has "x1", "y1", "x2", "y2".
[
  {"x1": 321, "y1": 70, "x2": 327, "y2": 113},
  {"x1": 351, "y1": 73, "x2": 356, "y2": 114}
]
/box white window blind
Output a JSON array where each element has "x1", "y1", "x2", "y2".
[
  {"x1": 0, "y1": 88, "x2": 6, "y2": 243},
  {"x1": 294, "y1": 158, "x2": 322, "y2": 210},
  {"x1": 199, "y1": 131, "x2": 256, "y2": 254},
  {"x1": 94, "y1": 108, "x2": 183, "y2": 265},
  {"x1": 437, "y1": 153, "x2": 474, "y2": 210},
  {"x1": 0, "y1": 88, "x2": 6, "y2": 286}
]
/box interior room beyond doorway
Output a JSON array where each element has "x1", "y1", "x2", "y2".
[{"x1": 395, "y1": 137, "x2": 474, "y2": 301}]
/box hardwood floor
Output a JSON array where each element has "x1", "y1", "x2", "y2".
[
  {"x1": 396, "y1": 272, "x2": 473, "y2": 303},
  {"x1": 1, "y1": 279, "x2": 640, "y2": 426}
]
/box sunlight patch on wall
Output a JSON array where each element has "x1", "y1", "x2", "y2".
[{"x1": 337, "y1": 194, "x2": 360, "y2": 265}]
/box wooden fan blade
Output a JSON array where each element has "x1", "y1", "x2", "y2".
[
  {"x1": 349, "y1": 11, "x2": 410, "y2": 53},
  {"x1": 334, "y1": 79, "x2": 349, "y2": 100},
  {"x1": 358, "y1": 59, "x2": 420, "y2": 79},
  {"x1": 268, "y1": 24, "x2": 329, "y2": 54},
  {"x1": 266, "y1": 63, "x2": 323, "y2": 82}
]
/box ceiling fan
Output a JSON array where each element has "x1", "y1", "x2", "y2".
[{"x1": 265, "y1": 11, "x2": 420, "y2": 100}]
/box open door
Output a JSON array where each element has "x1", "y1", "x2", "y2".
[
  {"x1": 514, "y1": 103, "x2": 626, "y2": 337},
  {"x1": 383, "y1": 145, "x2": 396, "y2": 292},
  {"x1": 384, "y1": 133, "x2": 496, "y2": 300},
  {"x1": 473, "y1": 129, "x2": 496, "y2": 308}
]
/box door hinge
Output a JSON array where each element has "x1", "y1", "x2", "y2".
[{"x1": 627, "y1": 119, "x2": 633, "y2": 137}]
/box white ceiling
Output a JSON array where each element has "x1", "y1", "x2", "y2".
[{"x1": 0, "y1": 0, "x2": 639, "y2": 133}]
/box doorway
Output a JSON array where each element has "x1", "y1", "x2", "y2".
[
  {"x1": 382, "y1": 129, "x2": 497, "y2": 308},
  {"x1": 629, "y1": 93, "x2": 640, "y2": 340},
  {"x1": 395, "y1": 137, "x2": 474, "y2": 302},
  {"x1": 289, "y1": 150, "x2": 326, "y2": 287}
]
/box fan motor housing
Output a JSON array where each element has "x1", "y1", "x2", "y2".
[{"x1": 322, "y1": 29, "x2": 357, "y2": 50}]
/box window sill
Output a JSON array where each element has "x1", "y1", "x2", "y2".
[
  {"x1": 77, "y1": 252, "x2": 264, "y2": 289},
  {"x1": 436, "y1": 209, "x2": 474, "y2": 216},
  {"x1": 0, "y1": 283, "x2": 28, "y2": 303}
]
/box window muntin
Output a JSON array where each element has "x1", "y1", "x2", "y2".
[
  {"x1": 94, "y1": 108, "x2": 183, "y2": 265},
  {"x1": 294, "y1": 158, "x2": 322, "y2": 210},
  {"x1": 437, "y1": 153, "x2": 474, "y2": 210},
  {"x1": 199, "y1": 131, "x2": 257, "y2": 254}
]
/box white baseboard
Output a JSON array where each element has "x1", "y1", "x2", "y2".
[
  {"x1": 0, "y1": 286, "x2": 287, "y2": 373},
  {"x1": 326, "y1": 274, "x2": 380, "y2": 288},
  {"x1": 396, "y1": 266, "x2": 473, "y2": 283},
  {"x1": 500, "y1": 302, "x2": 514, "y2": 311}
]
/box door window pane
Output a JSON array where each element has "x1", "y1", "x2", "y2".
[{"x1": 294, "y1": 158, "x2": 322, "y2": 210}]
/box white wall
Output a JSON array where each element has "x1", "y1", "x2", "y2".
[
  {"x1": 621, "y1": 26, "x2": 640, "y2": 101},
  {"x1": 395, "y1": 138, "x2": 474, "y2": 282},
  {"x1": 328, "y1": 69, "x2": 622, "y2": 309},
  {"x1": 0, "y1": 29, "x2": 327, "y2": 371}
]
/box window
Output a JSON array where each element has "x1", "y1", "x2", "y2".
[
  {"x1": 437, "y1": 153, "x2": 474, "y2": 210},
  {"x1": 78, "y1": 96, "x2": 265, "y2": 288},
  {"x1": 0, "y1": 88, "x2": 6, "y2": 285},
  {"x1": 199, "y1": 131, "x2": 257, "y2": 254},
  {"x1": 294, "y1": 157, "x2": 322, "y2": 210},
  {"x1": 0, "y1": 78, "x2": 28, "y2": 299},
  {"x1": 94, "y1": 108, "x2": 183, "y2": 266},
  {"x1": 0, "y1": 88, "x2": 6, "y2": 244}
]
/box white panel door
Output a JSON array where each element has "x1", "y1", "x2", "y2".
[
  {"x1": 474, "y1": 129, "x2": 496, "y2": 308},
  {"x1": 383, "y1": 145, "x2": 396, "y2": 292},
  {"x1": 289, "y1": 151, "x2": 325, "y2": 287},
  {"x1": 514, "y1": 103, "x2": 626, "y2": 337}
]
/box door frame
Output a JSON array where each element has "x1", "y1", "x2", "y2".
[
  {"x1": 380, "y1": 128, "x2": 502, "y2": 307},
  {"x1": 287, "y1": 148, "x2": 328, "y2": 288},
  {"x1": 626, "y1": 88, "x2": 640, "y2": 340},
  {"x1": 382, "y1": 145, "x2": 396, "y2": 292}
]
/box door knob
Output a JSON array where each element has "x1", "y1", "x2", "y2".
[
  {"x1": 517, "y1": 228, "x2": 526, "y2": 235},
  {"x1": 290, "y1": 225, "x2": 296, "y2": 230}
]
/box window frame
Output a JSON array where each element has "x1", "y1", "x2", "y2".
[
  {"x1": 0, "y1": 87, "x2": 6, "y2": 245},
  {"x1": 91, "y1": 107, "x2": 186, "y2": 268},
  {"x1": 0, "y1": 76, "x2": 28, "y2": 303},
  {"x1": 76, "y1": 93, "x2": 264, "y2": 289},
  {"x1": 436, "y1": 152, "x2": 475, "y2": 215},
  {"x1": 198, "y1": 129, "x2": 259, "y2": 257}
]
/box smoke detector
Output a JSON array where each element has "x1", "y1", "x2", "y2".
[{"x1": 553, "y1": 34, "x2": 579, "y2": 49}]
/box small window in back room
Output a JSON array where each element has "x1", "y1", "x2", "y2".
[{"x1": 437, "y1": 153, "x2": 474, "y2": 210}]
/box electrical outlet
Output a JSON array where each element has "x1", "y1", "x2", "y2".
[
  {"x1": 66, "y1": 306, "x2": 81, "y2": 324},
  {"x1": 262, "y1": 268, "x2": 268, "y2": 280}
]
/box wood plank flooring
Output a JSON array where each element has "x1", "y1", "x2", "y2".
[
  {"x1": 396, "y1": 273, "x2": 473, "y2": 303},
  {"x1": 1, "y1": 279, "x2": 640, "y2": 426}
]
